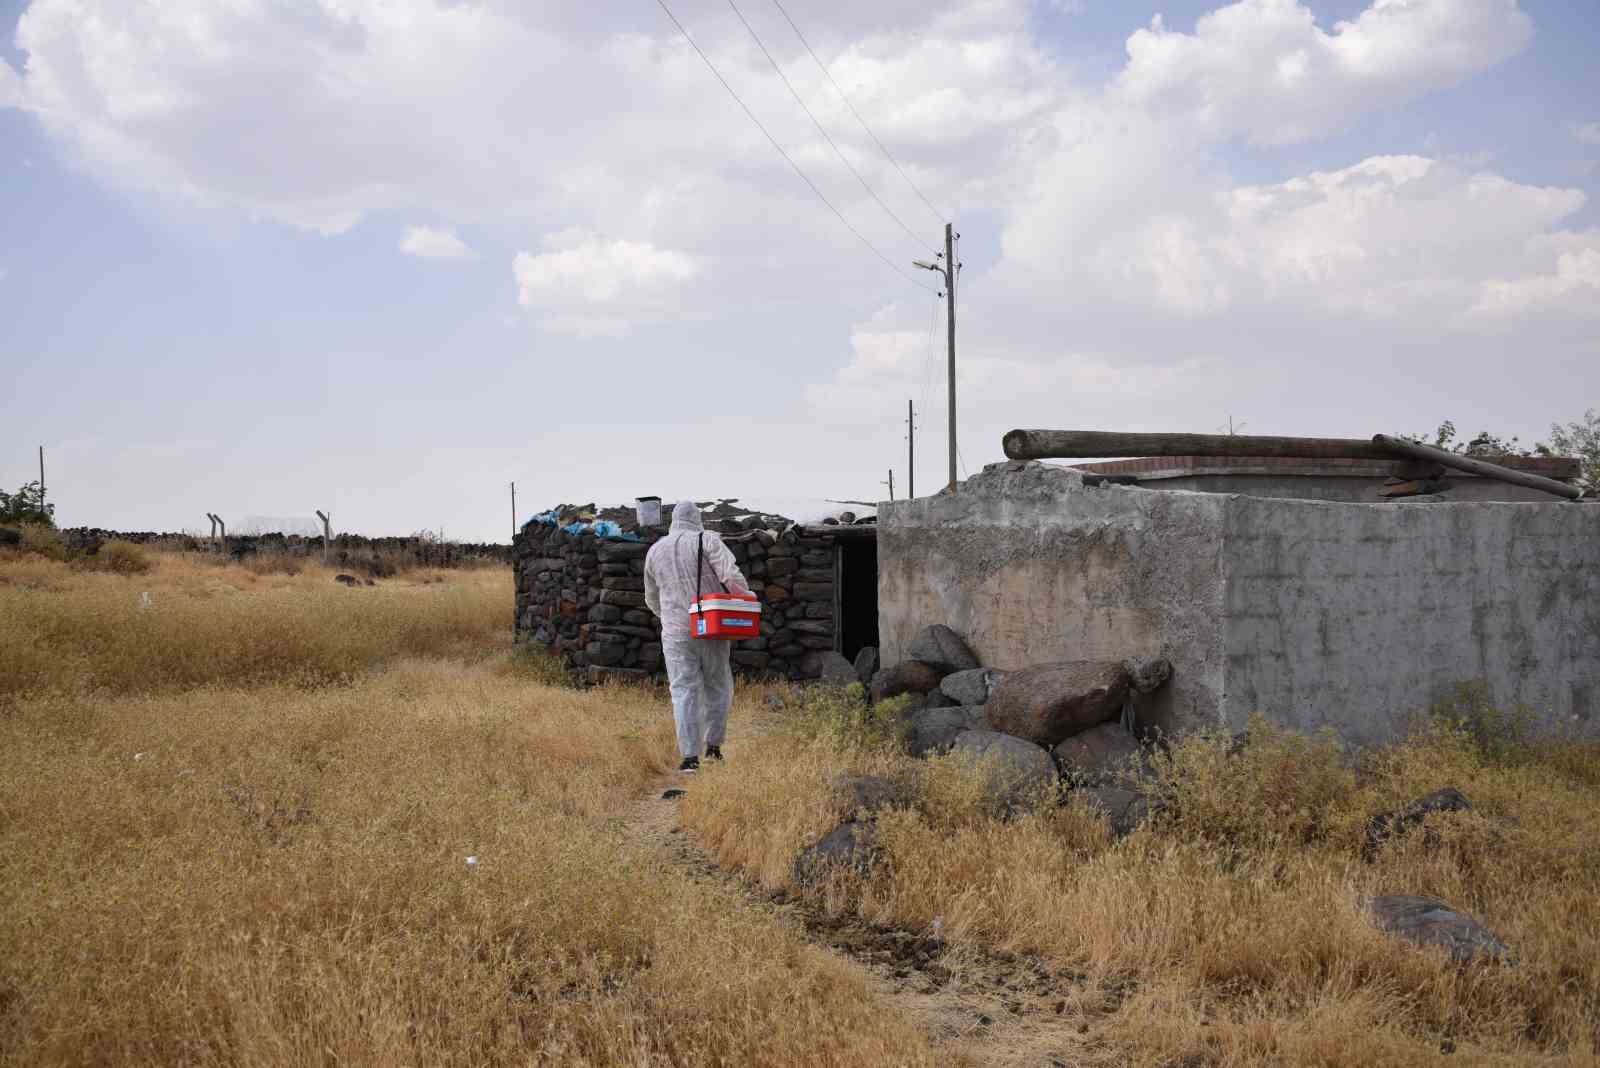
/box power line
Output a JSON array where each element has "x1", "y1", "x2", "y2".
[
  {"x1": 725, "y1": 0, "x2": 936, "y2": 255},
  {"x1": 652, "y1": 0, "x2": 935, "y2": 294},
  {"x1": 769, "y1": 0, "x2": 950, "y2": 226}
]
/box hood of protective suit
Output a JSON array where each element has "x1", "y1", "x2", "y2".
[{"x1": 669, "y1": 501, "x2": 704, "y2": 533}]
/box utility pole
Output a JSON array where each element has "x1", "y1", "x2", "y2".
[
  {"x1": 38, "y1": 445, "x2": 45, "y2": 504},
  {"x1": 881, "y1": 469, "x2": 895, "y2": 502},
  {"x1": 912, "y1": 223, "x2": 960, "y2": 491},
  {"x1": 945, "y1": 222, "x2": 957, "y2": 492},
  {"x1": 315, "y1": 510, "x2": 332, "y2": 564},
  {"x1": 906, "y1": 399, "x2": 916, "y2": 500},
  {"x1": 509, "y1": 481, "x2": 517, "y2": 540}
]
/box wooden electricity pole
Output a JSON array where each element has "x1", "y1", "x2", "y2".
[
  {"x1": 912, "y1": 224, "x2": 959, "y2": 492},
  {"x1": 315, "y1": 510, "x2": 332, "y2": 563},
  {"x1": 883, "y1": 469, "x2": 895, "y2": 502},
  {"x1": 38, "y1": 446, "x2": 44, "y2": 505},
  {"x1": 510, "y1": 481, "x2": 517, "y2": 540},
  {"x1": 944, "y1": 222, "x2": 957, "y2": 492},
  {"x1": 906, "y1": 400, "x2": 916, "y2": 500}
]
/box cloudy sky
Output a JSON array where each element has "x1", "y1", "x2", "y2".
[{"x1": 2, "y1": 0, "x2": 1596, "y2": 541}]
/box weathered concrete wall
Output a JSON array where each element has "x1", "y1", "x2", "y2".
[
  {"x1": 880, "y1": 462, "x2": 1599, "y2": 745},
  {"x1": 1221, "y1": 496, "x2": 1600, "y2": 744},
  {"x1": 878, "y1": 463, "x2": 1230, "y2": 735}
]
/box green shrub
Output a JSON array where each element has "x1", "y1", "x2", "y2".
[
  {"x1": 1417, "y1": 679, "x2": 1536, "y2": 764},
  {"x1": 792, "y1": 681, "x2": 913, "y2": 750},
  {"x1": 1145, "y1": 714, "x2": 1354, "y2": 847},
  {"x1": 19, "y1": 524, "x2": 66, "y2": 561},
  {"x1": 70, "y1": 540, "x2": 156, "y2": 575}
]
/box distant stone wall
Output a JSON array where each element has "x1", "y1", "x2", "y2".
[
  {"x1": 51, "y1": 528, "x2": 513, "y2": 567},
  {"x1": 513, "y1": 519, "x2": 848, "y2": 682}
]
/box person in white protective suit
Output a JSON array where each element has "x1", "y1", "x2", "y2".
[{"x1": 643, "y1": 500, "x2": 753, "y2": 773}]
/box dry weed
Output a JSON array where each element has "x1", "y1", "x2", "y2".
[
  {"x1": 0, "y1": 552, "x2": 510, "y2": 697},
  {"x1": 684, "y1": 712, "x2": 1600, "y2": 1065}
]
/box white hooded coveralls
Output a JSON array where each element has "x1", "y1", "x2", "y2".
[{"x1": 644, "y1": 501, "x2": 751, "y2": 758}]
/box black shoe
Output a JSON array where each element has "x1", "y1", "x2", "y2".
[
  {"x1": 704, "y1": 745, "x2": 724, "y2": 762},
  {"x1": 678, "y1": 756, "x2": 700, "y2": 773}
]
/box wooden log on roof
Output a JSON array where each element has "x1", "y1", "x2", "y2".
[
  {"x1": 1003, "y1": 429, "x2": 1395, "y2": 462},
  {"x1": 1002, "y1": 428, "x2": 1582, "y2": 481},
  {"x1": 1371, "y1": 435, "x2": 1582, "y2": 500}
]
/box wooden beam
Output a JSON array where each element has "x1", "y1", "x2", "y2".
[
  {"x1": 1003, "y1": 428, "x2": 1581, "y2": 480},
  {"x1": 1371, "y1": 435, "x2": 1582, "y2": 500},
  {"x1": 1004, "y1": 429, "x2": 1394, "y2": 462}
]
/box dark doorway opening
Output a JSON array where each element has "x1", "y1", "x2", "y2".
[{"x1": 835, "y1": 535, "x2": 879, "y2": 663}]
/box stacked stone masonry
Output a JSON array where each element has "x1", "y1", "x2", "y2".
[{"x1": 514, "y1": 518, "x2": 848, "y2": 683}]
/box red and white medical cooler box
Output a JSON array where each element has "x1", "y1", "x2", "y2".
[{"x1": 690, "y1": 591, "x2": 762, "y2": 639}]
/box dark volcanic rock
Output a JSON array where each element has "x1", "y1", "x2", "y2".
[
  {"x1": 1053, "y1": 723, "x2": 1147, "y2": 786},
  {"x1": 907, "y1": 624, "x2": 980, "y2": 674},
  {"x1": 903, "y1": 706, "x2": 988, "y2": 757},
  {"x1": 869, "y1": 661, "x2": 945, "y2": 703},
  {"x1": 802, "y1": 650, "x2": 857, "y2": 683},
  {"x1": 794, "y1": 822, "x2": 879, "y2": 885},
  {"x1": 1368, "y1": 895, "x2": 1513, "y2": 964},
  {"x1": 1365, "y1": 787, "x2": 1473, "y2": 858},
  {"x1": 940, "y1": 667, "x2": 1000, "y2": 707},
  {"x1": 949, "y1": 730, "x2": 1057, "y2": 812},
  {"x1": 985, "y1": 661, "x2": 1130, "y2": 748},
  {"x1": 1076, "y1": 787, "x2": 1154, "y2": 839},
  {"x1": 832, "y1": 774, "x2": 912, "y2": 818},
  {"x1": 853, "y1": 646, "x2": 880, "y2": 686}
]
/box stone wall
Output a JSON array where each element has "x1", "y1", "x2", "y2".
[
  {"x1": 52, "y1": 527, "x2": 513, "y2": 567},
  {"x1": 880, "y1": 461, "x2": 1600, "y2": 745},
  {"x1": 514, "y1": 517, "x2": 852, "y2": 682}
]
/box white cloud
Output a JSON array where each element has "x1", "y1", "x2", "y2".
[
  {"x1": 512, "y1": 231, "x2": 700, "y2": 338},
  {"x1": 0, "y1": 60, "x2": 22, "y2": 109},
  {"x1": 400, "y1": 225, "x2": 473, "y2": 260},
  {"x1": 1116, "y1": 0, "x2": 1533, "y2": 145},
  {"x1": 1474, "y1": 240, "x2": 1600, "y2": 318},
  {"x1": 1571, "y1": 121, "x2": 1600, "y2": 146},
  {"x1": 11, "y1": 0, "x2": 1594, "y2": 515}
]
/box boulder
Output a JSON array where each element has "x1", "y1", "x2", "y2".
[
  {"x1": 923, "y1": 689, "x2": 957, "y2": 709},
  {"x1": 949, "y1": 730, "x2": 1057, "y2": 812},
  {"x1": 794, "y1": 822, "x2": 879, "y2": 885},
  {"x1": 869, "y1": 661, "x2": 945, "y2": 703},
  {"x1": 831, "y1": 773, "x2": 911, "y2": 818},
  {"x1": 1076, "y1": 787, "x2": 1154, "y2": 839},
  {"x1": 1364, "y1": 787, "x2": 1472, "y2": 858},
  {"x1": 1053, "y1": 723, "x2": 1147, "y2": 786},
  {"x1": 907, "y1": 624, "x2": 980, "y2": 674},
  {"x1": 853, "y1": 646, "x2": 880, "y2": 686},
  {"x1": 802, "y1": 651, "x2": 857, "y2": 683},
  {"x1": 0, "y1": 527, "x2": 19, "y2": 547},
  {"x1": 1122, "y1": 656, "x2": 1173, "y2": 695},
  {"x1": 334, "y1": 573, "x2": 360, "y2": 587},
  {"x1": 940, "y1": 667, "x2": 1000, "y2": 706},
  {"x1": 587, "y1": 604, "x2": 623, "y2": 624},
  {"x1": 903, "y1": 706, "x2": 988, "y2": 758},
  {"x1": 1367, "y1": 895, "x2": 1513, "y2": 964},
  {"x1": 985, "y1": 661, "x2": 1130, "y2": 748}
]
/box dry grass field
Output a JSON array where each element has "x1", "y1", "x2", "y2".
[
  {"x1": 5, "y1": 542, "x2": 1598, "y2": 1066},
  {"x1": 683, "y1": 692, "x2": 1600, "y2": 1067},
  {"x1": 0, "y1": 549, "x2": 939, "y2": 1066}
]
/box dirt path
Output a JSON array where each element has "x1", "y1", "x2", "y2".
[{"x1": 624, "y1": 765, "x2": 1101, "y2": 1067}]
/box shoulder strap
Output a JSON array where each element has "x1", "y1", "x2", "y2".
[{"x1": 696, "y1": 532, "x2": 726, "y2": 603}]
